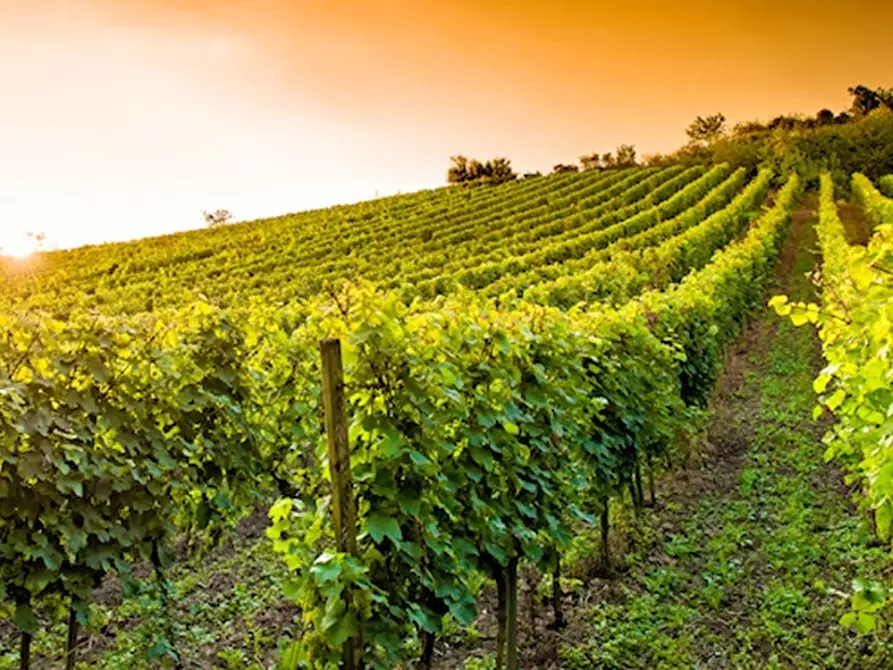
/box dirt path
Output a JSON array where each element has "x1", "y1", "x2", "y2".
[
  {"x1": 439, "y1": 196, "x2": 893, "y2": 669},
  {"x1": 837, "y1": 199, "x2": 874, "y2": 245}
]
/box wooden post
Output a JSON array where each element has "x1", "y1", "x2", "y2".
[
  {"x1": 506, "y1": 558, "x2": 519, "y2": 670},
  {"x1": 646, "y1": 452, "x2": 657, "y2": 507},
  {"x1": 634, "y1": 457, "x2": 645, "y2": 509},
  {"x1": 600, "y1": 498, "x2": 610, "y2": 573},
  {"x1": 66, "y1": 603, "x2": 79, "y2": 670},
  {"x1": 495, "y1": 570, "x2": 508, "y2": 670},
  {"x1": 20, "y1": 632, "x2": 31, "y2": 670},
  {"x1": 320, "y1": 338, "x2": 360, "y2": 669},
  {"x1": 551, "y1": 554, "x2": 564, "y2": 629}
]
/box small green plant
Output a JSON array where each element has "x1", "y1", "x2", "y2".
[
  {"x1": 840, "y1": 579, "x2": 888, "y2": 634},
  {"x1": 464, "y1": 654, "x2": 497, "y2": 670}
]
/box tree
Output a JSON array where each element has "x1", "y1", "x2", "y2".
[
  {"x1": 767, "y1": 115, "x2": 799, "y2": 131},
  {"x1": 523, "y1": 171, "x2": 543, "y2": 179},
  {"x1": 203, "y1": 209, "x2": 232, "y2": 227},
  {"x1": 849, "y1": 85, "x2": 884, "y2": 116},
  {"x1": 448, "y1": 155, "x2": 516, "y2": 186},
  {"x1": 732, "y1": 120, "x2": 767, "y2": 136},
  {"x1": 552, "y1": 163, "x2": 579, "y2": 174},
  {"x1": 488, "y1": 157, "x2": 517, "y2": 184},
  {"x1": 848, "y1": 85, "x2": 893, "y2": 116},
  {"x1": 685, "y1": 113, "x2": 727, "y2": 144},
  {"x1": 579, "y1": 153, "x2": 602, "y2": 171},
  {"x1": 447, "y1": 155, "x2": 470, "y2": 185},
  {"x1": 601, "y1": 153, "x2": 615, "y2": 168},
  {"x1": 615, "y1": 144, "x2": 637, "y2": 167},
  {"x1": 816, "y1": 109, "x2": 836, "y2": 126}
]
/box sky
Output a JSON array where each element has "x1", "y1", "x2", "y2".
[{"x1": 1, "y1": 0, "x2": 892, "y2": 253}]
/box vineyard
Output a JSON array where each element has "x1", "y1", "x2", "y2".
[{"x1": 2, "y1": 162, "x2": 893, "y2": 669}]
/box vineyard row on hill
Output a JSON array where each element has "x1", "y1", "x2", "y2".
[{"x1": 0, "y1": 167, "x2": 630, "y2": 315}]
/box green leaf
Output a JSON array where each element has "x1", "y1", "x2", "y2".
[
  {"x1": 502, "y1": 420, "x2": 520, "y2": 435},
  {"x1": 790, "y1": 310, "x2": 810, "y2": 327},
  {"x1": 55, "y1": 475, "x2": 84, "y2": 497},
  {"x1": 768, "y1": 295, "x2": 788, "y2": 309},
  {"x1": 325, "y1": 611, "x2": 359, "y2": 647},
  {"x1": 25, "y1": 569, "x2": 54, "y2": 595},
  {"x1": 67, "y1": 529, "x2": 88, "y2": 555},
  {"x1": 397, "y1": 491, "x2": 421, "y2": 517},
  {"x1": 366, "y1": 513, "x2": 402, "y2": 544},
  {"x1": 408, "y1": 605, "x2": 441, "y2": 634},
  {"x1": 15, "y1": 602, "x2": 38, "y2": 635},
  {"x1": 826, "y1": 389, "x2": 846, "y2": 411},
  {"x1": 282, "y1": 579, "x2": 302, "y2": 602},
  {"x1": 855, "y1": 612, "x2": 877, "y2": 634},
  {"x1": 813, "y1": 374, "x2": 831, "y2": 394},
  {"x1": 381, "y1": 430, "x2": 405, "y2": 458}
]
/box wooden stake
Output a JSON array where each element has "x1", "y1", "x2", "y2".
[
  {"x1": 600, "y1": 498, "x2": 611, "y2": 573},
  {"x1": 66, "y1": 603, "x2": 79, "y2": 670},
  {"x1": 496, "y1": 569, "x2": 508, "y2": 670},
  {"x1": 507, "y1": 559, "x2": 519, "y2": 670},
  {"x1": 19, "y1": 632, "x2": 30, "y2": 670},
  {"x1": 647, "y1": 452, "x2": 657, "y2": 507},
  {"x1": 320, "y1": 338, "x2": 361, "y2": 669},
  {"x1": 551, "y1": 554, "x2": 564, "y2": 629}
]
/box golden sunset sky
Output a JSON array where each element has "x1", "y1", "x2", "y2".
[{"x1": 1, "y1": 0, "x2": 892, "y2": 252}]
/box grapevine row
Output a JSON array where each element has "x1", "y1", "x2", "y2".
[{"x1": 773, "y1": 173, "x2": 893, "y2": 538}]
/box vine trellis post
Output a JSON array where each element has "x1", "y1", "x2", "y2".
[{"x1": 320, "y1": 338, "x2": 362, "y2": 670}]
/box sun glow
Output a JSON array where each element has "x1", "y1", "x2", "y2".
[{"x1": 0, "y1": 235, "x2": 38, "y2": 259}]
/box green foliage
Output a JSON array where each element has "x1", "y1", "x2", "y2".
[
  {"x1": 773, "y1": 173, "x2": 893, "y2": 534},
  {"x1": 0, "y1": 300, "x2": 323, "y2": 648},
  {"x1": 262, "y1": 170, "x2": 802, "y2": 664},
  {"x1": 448, "y1": 155, "x2": 517, "y2": 186},
  {"x1": 523, "y1": 167, "x2": 785, "y2": 309},
  {"x1": 0, "y1": 149, "x2": 805, "y2": 666},
  {"x1": 853, "y1": 172, "x2": 893, "y2": 226},
  {"x1": 771, "y1": 172, "x2": 893, "y2": 629},
  {"x1": 614, "y1": 144, "x2": 637, "y2": 168},
  {"x1": 678, "y1": 108, "x2": 893, "y2": 184},
  {"x1": 685, "y1": 113, "x2": 727, "y2": 145},
  {"x1": 848, "y1": 85, "x2": 893, "y2": 116}
]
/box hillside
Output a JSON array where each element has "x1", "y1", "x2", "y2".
[
  {"x1": 2, "y1": 159, "x2": 893, "y2": 669},
  {"x1": 2, "y1": 164, "x2": 761, "y2": 315}
]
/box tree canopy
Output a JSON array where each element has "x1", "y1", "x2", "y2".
[
  {"x1": 686, "y1": 113, "x2": 727, "y2": 144},
  {"x1": 447, "y1": 155, "x2": 517, "y2": 186}
]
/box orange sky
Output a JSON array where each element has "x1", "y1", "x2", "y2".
[{"x1": 1, "y1": 0, "x2": 892, "y2": 252}]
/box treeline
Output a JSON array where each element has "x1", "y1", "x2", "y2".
[
  {"x1": 550, "y1": 144, "x2": 638, "y2": 175},
  {"x1": 646, "y1": 84, "x2": 893, "y2": 186},
  {"x1": 447, "y1": 155, "x2": 517, "y2": 186},
  {"x1": 447, "y1": 146, "x2": 640, "y2": 186},
  {"x1": 447, "y1": 85, "x2": 893, "y2": 189}
]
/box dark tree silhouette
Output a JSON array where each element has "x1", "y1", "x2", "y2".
[
  {"x1": 614, "y1": 144, "x2": 637, "y2": 167},
  {"x1": 203, "y1": 209, "x2": 233, "y2": 227},
  {"x1": 848, "y1": 85, "x2": 893, "y2": 116},
  {"x1": 579, "y1": 153, "x2": 602, "y2": 171},
  {"x1": 447, "y1": 155, "x2": 516, "y2": 186},
  {"x1": 816, "y1": 109, "x2": 836, "y2": 126},
  {"x1": 686, "y1": 113, "x2": 727, "y2": 144}
]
